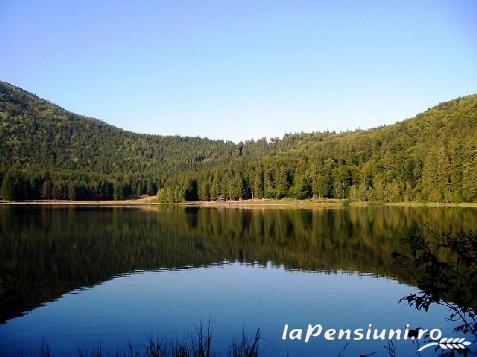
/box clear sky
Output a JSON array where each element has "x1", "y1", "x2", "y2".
[{"x1": 1, "y1": 1, "x2": 476, "y2": 142}]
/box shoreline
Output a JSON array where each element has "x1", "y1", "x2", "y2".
[
  {"x1": 194, "y1": 199, "x2": 477, "y2": 208},
  {"x1": 1, "y1": 198, "x2": 477, "y2": 208},
  {"x1": 0, "y1": 196, "x2": 161, "y2": 206}
]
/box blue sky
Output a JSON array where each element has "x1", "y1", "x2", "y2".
[{"x1": 1, "y1": 1, "x2": 476, "y2": 142}]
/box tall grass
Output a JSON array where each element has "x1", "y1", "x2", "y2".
[{"x1": 23, "y1": 326, "x2": 260, "y2": 357}]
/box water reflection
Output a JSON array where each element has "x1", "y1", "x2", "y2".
[
  {"x1": 1, "y1": 205, "x2": 476, "y2": 326},
  {"x1": 394, "y1": 229, "x2": 477, "y2": 354}
]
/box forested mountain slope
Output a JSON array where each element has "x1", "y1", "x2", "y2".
[
  {"x1": 1, "y1": 81, "x2": 476, "y2": 202},
  {"x1": 160, "y1": 95, "x2": 477, "y2": 203},
  {"x1": 0, "y1": 81, "x2": 243, "y2": 173},
  {"x1": 0, "y1": 81, "x2": 243, "y2": 199}
]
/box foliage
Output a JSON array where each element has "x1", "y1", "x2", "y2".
[
  {"x1": 394, "y1": 230, "x2": 477, "y2": 351},
  {"x1": 0, "y1": 82, "x2": 240, "y2": 200},
  {"x1": 1, "y1": 81, "x2": 476, "y2": 202},
  {"x1": 160, "y1": 94, "x2": 477, "y2": 203}
]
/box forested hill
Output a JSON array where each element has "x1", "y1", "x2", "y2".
[
  {"x1": 160, "y1": 94, "x2": 477, "y2": 203},
  {"x1": 0, "y1": 81, "x2": 241, "y2": 175},
  {"x1": 1, "y1": 80, "x2": 476, "y2": 202},
  {"x1": 0, "y1": 81, "x2": 247, "y2": 199}
]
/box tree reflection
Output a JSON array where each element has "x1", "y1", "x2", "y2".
[
  {"x1": 1, "y1": 206, "x2": 476, "y2": 326},
  {"x1": 393, "y1": 230, "x2": 477, "y2": 354}
]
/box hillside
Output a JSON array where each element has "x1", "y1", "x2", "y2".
[
  {"x1": 0, "y1": 81, "x2": 243, "y2": 199},
  {"x1": 160, "y1": 95, "x2": 477, "y2": 203},
  {"x1": 1, "y1": 81, "x2": 476, "y2": 202}
]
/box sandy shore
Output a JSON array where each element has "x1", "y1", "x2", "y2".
[{"x1": 0, "y1": 196, "x2": 161, "y2": 206}]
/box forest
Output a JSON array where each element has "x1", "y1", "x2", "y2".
[{"x1": 1, "y1": 81, "x2": 476, "y2": 202}]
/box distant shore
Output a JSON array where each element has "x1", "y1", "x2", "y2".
[
  {"x1": 1, "y1": 197, "x2": 477, "y2": 208},
  {"x1": 192, "y1": 199, "x2": 477, "y2": 208},
  {"x1": 0, "y1": 196, "x2": 161, "y2": 206}
]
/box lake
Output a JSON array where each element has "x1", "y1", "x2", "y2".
[{"x1": 0, "y1": 206, "x2": 476, "y2": 356}]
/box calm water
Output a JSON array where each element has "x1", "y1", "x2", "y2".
[{"x1": 0, "y1": 206, "x2": 476, "y2": 356}]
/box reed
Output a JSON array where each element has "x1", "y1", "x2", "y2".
[{"x1": 23, "y1": 326, "x2": 260, "y2": 357}]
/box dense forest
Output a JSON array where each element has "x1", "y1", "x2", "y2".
[
  {"x1": 158, "y1": 94, "x2": 477, "y2": 203},
  {"x1": 1, "y1": 81, "x2": 476, "y2": 202},
  {"x1": 0, "y1": 81, "x2": 243, "y2": 200}
]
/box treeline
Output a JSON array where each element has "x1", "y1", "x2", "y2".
[
  {"x1": 0, "y1": 81, "x2": 243, "y2": 180},
  {"x1": 158, "y1": 149, "x2": 477, "y2": 204},
  {"x1": 159, "y1": 95, "x2": 477, "y2": 203},
  {"x1": 1, "y1": 81, "x2": 477, "y2": 202},
  {"x1": 0, "y1": 166, "x2": 158, "y2": 200}
]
